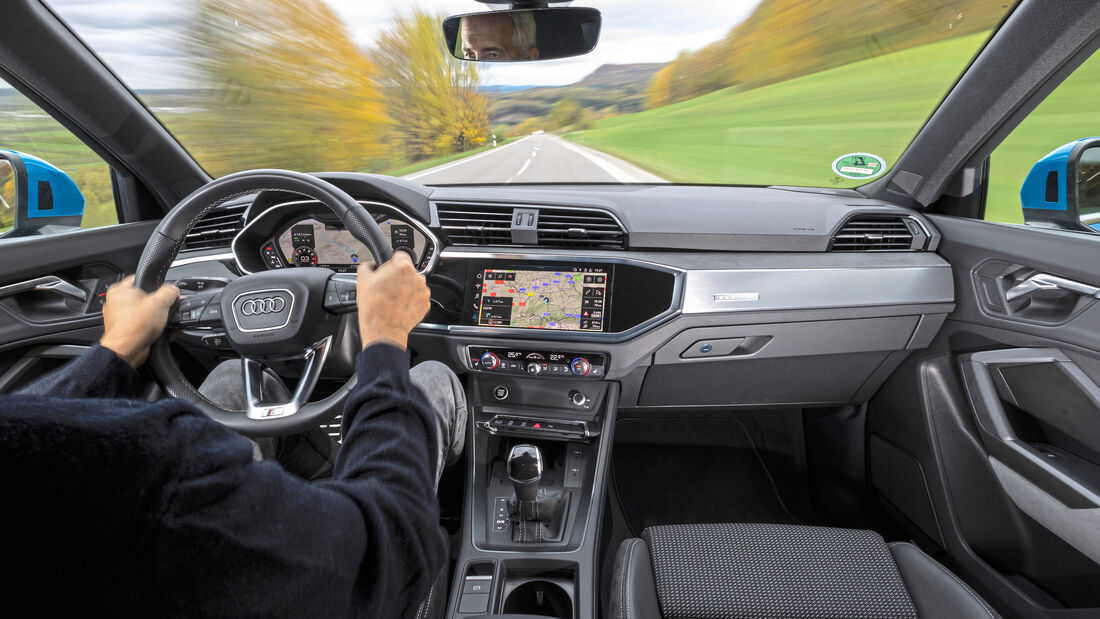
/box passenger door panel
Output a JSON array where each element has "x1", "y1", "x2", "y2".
[{"x1": 868, "y1": 214, "x2": 1100, "y2": 617}]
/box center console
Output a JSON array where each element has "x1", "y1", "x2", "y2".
[
  {"x1": 431, "y1": 254, "x2": 678, "y2": 619},
  {"x1": 445, "y1": 347, "x2": 619, "y2": 619}
]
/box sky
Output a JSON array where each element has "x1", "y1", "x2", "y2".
[{"x1": 44, "y1": 0, "x2": 762, "y2": 89}]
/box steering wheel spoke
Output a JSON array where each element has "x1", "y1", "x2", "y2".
[{"x1": 242, "y1": 336, "x2": 333, "y2": 421}]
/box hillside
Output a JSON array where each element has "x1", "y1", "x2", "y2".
[
  {"x1": 568, "y1": 33, "x2": 988, "y2": 190},
  {"x1": 646, "y1": 0, "x2": 1009, "y2": 108},
  {"x1": 490, "y1": 63, "x2": 664, "y2": 125}
]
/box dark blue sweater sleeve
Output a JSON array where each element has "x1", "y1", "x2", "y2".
[
  {"x1": 1, "y1": 343, "x2": 446, "y2": 618},
  {"x1": 17, "y1": 344, "x2": 136, "y2": 398}
]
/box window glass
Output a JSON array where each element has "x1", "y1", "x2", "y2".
[
  {"x1": 0, "y1": 81, "x2": 118, "y2": 236},
  {"x1": 986, "y1": 50, "x2": 1100, "y2": 225}
]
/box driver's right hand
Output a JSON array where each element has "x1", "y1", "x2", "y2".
[{"x1": 356, "y1": 252, "x2": 430, "y2": 351}]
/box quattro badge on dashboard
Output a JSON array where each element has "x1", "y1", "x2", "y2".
[{"x1": 713, "y1": 292, "x2": 760, "y2": 302}]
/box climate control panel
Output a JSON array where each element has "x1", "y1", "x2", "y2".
[{"x1": 467, "y1": 346, "x2": 607, "y2": 378}]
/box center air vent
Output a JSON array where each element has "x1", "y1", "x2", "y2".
[
  {"x1": 829, "y1": 215, "x2": 927, "y2": 251},
  {"x1": 183, "y1": 200, "x2": 249, "y2": 251},
  {"x1": 436, "y1": 203, "x2": 626, "y2": 249}
]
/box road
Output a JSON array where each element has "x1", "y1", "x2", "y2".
[{"x1": 403, "y1": 134, "x2": 666, "y2": 184}]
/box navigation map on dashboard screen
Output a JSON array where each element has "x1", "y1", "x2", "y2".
[{"x1": 475, "y1": 267, "x2": 608, "y2": 331}]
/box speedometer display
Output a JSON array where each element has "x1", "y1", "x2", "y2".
[{"x1": 274, "y1": 218, "x2": 426, "y2": 272}]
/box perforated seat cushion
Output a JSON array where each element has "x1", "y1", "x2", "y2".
[{"x1": 641, "y1": 523, "x2": 918, "y2": 619}]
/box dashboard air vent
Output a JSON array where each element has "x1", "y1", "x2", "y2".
[
  {"x1": 436, "y1": 203, "x2": 513, "y2": 245},
  {"x1": 536, "y1": 207, "x2": 626, "y2": 249},
  {"x1": 829, "y1": 215, "x2": 924, "y2": 251},
  {"x1": 436, "y1": 202, "x2": 626, "y2": 249},
  {"x1": 182, "y1": 201, "x2": 248, "y2": 251}
]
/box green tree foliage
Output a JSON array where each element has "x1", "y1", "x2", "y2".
[
  {"x1": 373, "y1": 13, "x2": 490, "y2": 161},
  {"x1": 646, "y1": 0, "x2": 1009, "y2": 108}
]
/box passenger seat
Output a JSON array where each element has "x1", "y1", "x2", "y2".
[{"x1": 610, "y1": 523, "x2": 999, "y2": 619}]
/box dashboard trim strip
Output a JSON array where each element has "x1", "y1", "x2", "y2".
[
  {"x1": 231, "y1": 199, "x2": 441, "y2": 275},
  {"x1": 682, "y1": 265, "x2": 955, "y2": 314}
]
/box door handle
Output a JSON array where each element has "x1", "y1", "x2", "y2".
[
  {"x1": 0, "y1": 275, "x2": 88, "y2": 303},
  {"x1": 1004, "y1": 273, "x2": 1100, "y2": 302}
]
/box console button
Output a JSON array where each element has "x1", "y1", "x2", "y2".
[
  {"x1": 480, "y1": 351, "x2": 500, "y2": 370},
  {"x1": 458, "y1": 593, "x2": 490, "y2": 614},
  {"x1": 526, "y1": 362, "x2": 541, "y2": 376},
  {"x1": 570, "y1": 357, "x2": 591, "y2": 376},
  {"x1": 492, "y1": 386, "x2": 509, "y2": 401},
  {"x1": 463, "y1": 576, "x2": 493, "y2": 594}
]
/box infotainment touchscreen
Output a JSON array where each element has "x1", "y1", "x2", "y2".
[{"x1": 471, "y1": 265, "x2": 610, "y2": 331}]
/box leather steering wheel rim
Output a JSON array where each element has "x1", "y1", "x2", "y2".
[{"x1": 134, "y1": 169, "x2": 392, "y2": 436}]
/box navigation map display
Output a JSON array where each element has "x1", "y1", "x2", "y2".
[{"x1": 473, "y1": 266, "x2": 609, "y2": 331}]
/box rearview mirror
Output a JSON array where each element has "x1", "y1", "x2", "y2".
[
  {"x1": 1021, "y1": 137, "x2": 1100, "y2": 232},
  {"x1": 442, "y1": 7, "x2": 601, "y2": 62},
  {"x1": 0, "y1": 150, "x2": 85, "y2": 237}
]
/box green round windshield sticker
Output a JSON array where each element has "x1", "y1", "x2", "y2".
[{"x1": 832, "y1": 153, "x2": 887, "y2": 179}]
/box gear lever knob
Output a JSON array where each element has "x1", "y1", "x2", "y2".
[{"x1": 507, "y1": 444, "x2": 543, "y2": 503}]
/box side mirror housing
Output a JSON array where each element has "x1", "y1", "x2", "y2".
[
  {"x1": 0, "y1": 150, "x2": 85, "y2": 237},
  {"x1": 1021, "y1": 137, "x2": 1100, "y2": 232},
  {"x1": 443, "y1": 7, "x2": 601, "y2": 63}
]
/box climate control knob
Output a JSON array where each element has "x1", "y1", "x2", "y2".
[
  {"x1": 526, "y1": 362, "x2": 542, "y2": 376},
  {"x1": 570, "y1": 357, "x2": 591, "y2": 376},
  {"x1": 480, "y1": 351, "x2": 500, "y2": 370}
]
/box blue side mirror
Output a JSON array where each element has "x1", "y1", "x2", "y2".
[
  {"x1": 0, "y1": 149, "x2": 85, "y2": 237},
  {"x1": 1021, "y1": 137, "x2": 1100, "y2": 232}
]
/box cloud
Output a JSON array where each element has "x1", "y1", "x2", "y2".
[{"x1": 44, "y1": 0, "x2": 761, "y2": 89}]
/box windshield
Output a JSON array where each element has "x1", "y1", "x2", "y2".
[{"x1": 47, "y1": 0, "x2": 1015, "y2": 187}]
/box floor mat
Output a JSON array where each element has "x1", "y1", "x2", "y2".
[{"x1": 612, "y1": 411, "x2": 815, "y2": 534}]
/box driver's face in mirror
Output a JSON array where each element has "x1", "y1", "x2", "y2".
[{"x1": 460, "y1": 12, "x2": 539, "y2": 61}]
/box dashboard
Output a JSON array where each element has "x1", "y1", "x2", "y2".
[{"x1": 186, "y1": 178, "x2": 956, "y2": 410}]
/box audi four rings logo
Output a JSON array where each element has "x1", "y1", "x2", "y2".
[{"x1": 240, "y1": 297, "x2": 286, "y2": 316}]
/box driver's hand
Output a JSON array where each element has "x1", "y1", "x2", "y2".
[
  {"x1": 357, "y1": 252, "x2": 429, "y2": 351},
  {"x1": 99, "y1": 275, "x2": 179, "y2": 368}
]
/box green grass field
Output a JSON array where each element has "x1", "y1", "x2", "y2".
[{"x1": 567, "y1": 31, "x2": 1100, "y2": 225}]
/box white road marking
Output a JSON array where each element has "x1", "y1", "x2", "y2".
[
  {"x1": 549, "y1": 135, "x2": 665, "y2": 183},
  {"x1": 403, "y1": 135, "x2": 533, "y2": 180},
  {"x1": 505, "y1": 155, "x2": 535, "y2": 183}
]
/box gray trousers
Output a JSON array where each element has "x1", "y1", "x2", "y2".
[{"x1": 199, "y1": 359, "x2": 467, "y2": 484}]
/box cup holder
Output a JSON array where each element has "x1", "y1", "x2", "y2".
[{"x1": 502, "y1": 580, "x2": 574, "y2": 619}]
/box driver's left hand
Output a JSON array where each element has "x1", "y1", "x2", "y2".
[{"x1": 99, "y1": 275, "x2": 179, "y2": 368}]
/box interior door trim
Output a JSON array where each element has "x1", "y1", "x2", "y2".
[{"x1": 960, "y1": 347, "x2": 1100, "y2": 509}]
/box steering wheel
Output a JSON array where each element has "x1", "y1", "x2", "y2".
[{"x1": 134, "y1": 170, "x2": 393, "y2": 437}]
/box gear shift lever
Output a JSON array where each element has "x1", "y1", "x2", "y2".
[{"x1": 507, "y1": 444, "x2": 543, "y2": 503}]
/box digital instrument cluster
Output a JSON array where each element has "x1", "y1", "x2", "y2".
[{"x1": 258, "y1": 217, "x2": 431, "y2": 273}]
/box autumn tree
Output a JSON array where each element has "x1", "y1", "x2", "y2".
[
  {"x1": 184, "y1": 0, "x2": 389, "y2": 175},
  {"x1": 547, "y1": 97, "x2": 584, "y2": 130},
  {"x1": 373, "y1": 12, "x2": 490, "y2": 160}
]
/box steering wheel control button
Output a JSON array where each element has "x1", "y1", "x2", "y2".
[
  {"x1": 492, "y1": 385, "x2": 509, "y2": 401},
  {"x1": 201, "y1": 333, "x2": 230, "y2": 350},
  {"x1": 570, "y1": 357, "x2": 591, "y2": 376},
  {"x1": 176, "y1": 277, "x2": 229, "y2": 292},
  {"x1": 480, "y1": 352, "x2": 500, "y2": 370}
]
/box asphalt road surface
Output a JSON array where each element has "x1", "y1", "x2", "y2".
[{"x1": 403, "y1": 134, "x2": 667, "y2": 184}]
